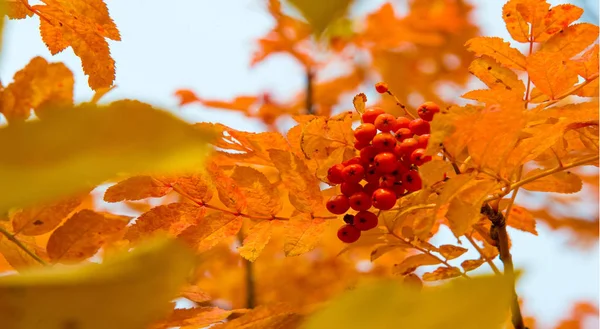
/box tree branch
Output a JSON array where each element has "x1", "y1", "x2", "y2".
[
  {"x1": 237, "y1": 231, "x2": 256, "y2": 309},
  {"x1": 306, "y1": 68, "x2": 314, "y2": 115},
  {"x1": 509, "y1": 155, "x2": 599, "y2": 191},
  {"x1": 0, "y1": 226, "x2": 48, "y2": 266}
]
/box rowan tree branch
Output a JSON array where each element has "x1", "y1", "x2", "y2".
[
  {"x1": 237, "y1": 230, "x2": 256, "y2": 309},
  {"x1": 0, "y1": 226, "x2": 48, "y2": 266},
  {"x1": 509, "y1": 155, "x2": 599, "y2": 191},
  {"x1": 306, "y1": 68, "x2": 314, "y2": 115}
]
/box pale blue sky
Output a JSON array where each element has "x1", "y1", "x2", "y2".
[{"x1": 1, "y1": 0, "x2": 598, "y2": 327}]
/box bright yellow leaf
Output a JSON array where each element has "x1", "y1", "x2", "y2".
[
  {"x1": 522, "y1": 170, "x2": 583, "y2": 193},
  {"x1": 439, "y1": 245, "x2": 468, "y2": 260},
  {"x1": 284, "y1": 214, "x2": 327, "y2": 257},
  {"x1": 392, "y1": 253, "x2": 441, "y2": 275},
  {"x1": 238, "y1": 220, "x2": 273, "y2": 262},
  {"x1": 231, "y1": 166, "x2": 282, "y2": 216},
  {"x1": 178, "y1": 211, "x2": 243, "y2": 252},
  {"x1": 287, "y1": 0, "x2": 354, "y2": 36},
  {"x1": 422, "y1": 266, "x2": 463, "y2": 281}
]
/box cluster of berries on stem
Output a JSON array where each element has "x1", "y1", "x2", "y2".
[{"x1": 327, "y1": 84, "x2": 441, "y2": 243}]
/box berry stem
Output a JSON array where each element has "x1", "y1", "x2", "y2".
[
  {"x1": 385, "y1": 90, "x2": 416, "y2": 119},
  {"x1": 0, "y1": 226, "x2": 48, "y2": 266}
]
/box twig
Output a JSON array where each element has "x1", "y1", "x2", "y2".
[
  {"x1": 0, "y1": 226, "x2": 48, "y2": 266},
  {"x1": 237, "y1": 230, "x2": 256, "y2": 308},
  {"x1": 306, "y1": 68, "x2": 314, "y2": 115},
  {"x1": 386, "y1": 90, "x2": 416, "y2": 119},
  {"x1": 509, "y1": 155, "x2": 599, "y2": 191},
  {"x1": 465, "y1": 233, "x2": 501, "y2": 275}
]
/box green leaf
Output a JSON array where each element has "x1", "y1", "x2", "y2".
[
  {"x1": 0, "y1": 100, "x2": 213, "y2": 213},
  {"x1": 287, "y1": 0, "x2": 354, "y2": 36},
  {"x1": 301, "y1": 275, "x2": 511, "y2": 329}
]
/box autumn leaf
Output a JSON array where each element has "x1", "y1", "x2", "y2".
[
  {"x1": 269, "y1": 149, "x2": 323, "y2": 213},
  {"x1": 125, "y1": 203, "x2": 204, "y2": 243},
  {"x1": 287, "y1": 0, "x2": 354, "y2": 36},
  {"x1": 0, "y1": 56, "x2": 74, "y2": 123},
  {"x1": 0, "y1": 237, "x2": 195, "y2": 329},
  {"x1": 104, "y1": 176, "x2": 172, "y2": 202},
  {"x1": 528, "y1": 51, "x2": 580, "y2": 99},
  {"x1": 231, "y1": 166, "x2": 282, "y2": 216},
  {"x1": 206, "y1": 161, "x2": 247, "y2": 213},
  {"x1": 5, "y1": 0, "x2": 33, "y2": 19},
  {"x1": 533, "y1": 4, "x2": 583, "y2": 42},
  {"x1": 284, "y1": 215, "x2": 328, "y2": 256},
  {"x1": 506, "y1": 205, "x2": 538, "y2": 235},
  {"x1": 461, "y1": 258, "x2": 485, "y2": 272},
  {"x1": 33, "y1": 0, "x2": 121, "y2": 90},
  {"x1": 352, "y1": 93, "x2": 366, "y2": 114},
  {"x1": 439, "y1": 245, "x2": 468, "y2": 260},
  {"x1": 465, "y1": 37, "x2": 527, "y2": 70},
  {"x1": 0, "y1": 100, "x2": 213, "y2": 213},
  {"x1": 238, "y1": 220, "x2": 273, "y2": 262},
  {"x1": 522, "y1": 170, "x2": 583, "y2": 193},
  {"x1": 212, "y1": 303, "x2": 304, "y2": 329},
  {"x1": 180, "y1": 285, "x2": 212, "y2": 303},
  {"x1": 468, "y1": 56, "x2": 526, "y2": 94},
  {"x1": 11, "y1": 195, "x2": 84, "y2": 236},
  {"x1": 570, "y1": 44, "x2": 599, "y2": 80},
  {"x1": 422, "y1": 266, "x2": 463, "y2": 281},
  {"x1": 46, "y1": 210, "x2": 130, "y2": 263},
  {"x1": 539, "y1": 23, "x2": 600, "y2": 59},
  {"x1": 302, "y1": 275, "x2": 511, "y2": 329},
  {"x1": 0, "y1": 226, "x2": 45, "y2": 271},
  {"x1": 502, "y1": 0, "x2": 549, "y2": 43},
  {"x1": 153, "y1": 306, "x2": 233, "y2": 329},
  {"x1": 178, "y1": 211, "x2": 243, "y2": 252},
  {"x1": 171, "y1": 173, "x2": 214, "y2": 204},
  {"x1": 392, "y1": 253, "x2": 441, "y2": 276}
]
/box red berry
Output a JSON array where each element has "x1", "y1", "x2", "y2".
[
  {"x1": 417, "y1": 102, "x2": 440, "y2": 122},
  {"x1": 337, "y1": 224, "x2": 361, "y2": 243},
  {"x1": 364, "y1": 182, "x2": 378, "y2": 196},
  {"x1": 341, "y1": 182, "x2": 363, "y2": 197},
  {"x1": 409, "y1": 118, "x2": 430, "y2": 135},
  {"x1": 360, "y1": 145, "x2": 380, "y2": 164},
  {"x1": 354, "y1": 123, "x2": 377, "y2": 143},
  {"x1": 342, "y1": 164, "x2": 365, "y2": 184},
  {"x1": 326, "y1": 194, "x2": 350, "y2": 214},
  {"x1": 364, "y1": 166, "x2": 381, "y2": 184},
  {"x1": 410, "y1": 148, "x2": 432, "y2": 166},
  {"x1": 343, "y1": 214, "x2": 354, "y2": 224},
  {"x1": 416, "y1": 134, "x2": 430, "y2": 149},
  {"x1": 343, "y1": 157, "x2": 362, "y2": 167},
  {"x1": 394, "y1": 128, "x2": 413, "y2": 142},
  {"x1": 403, "y1": 170, "x2": 423, "y2": 192},
  {"x1": 372, "y1": 133, "x2": 397, "y2": 151},
  {"x1": 349, "y1": 191, "x2": 372, "y2": 211},
  {"x1": 392, "y1": 182, "x2": 405, "y2": 197},
  {"x1": 375, "y1": 82, "x2": 389, "y2": 94},
  {"x1": 374, "y1": 152, "x2": 397, "y2": 174},
  {"x1": 354, "y1": 211, "x2": 379, "y2": 231},
  {"x1": 362, "y1": 107, "x2": 385, "y2": 124},
  {"x1": 379, "y1": 174, "x2": 396, "y2": 188},
  {"x1": 372, "y1": 188, "x2": 396, "y2": 210},
  {"x1": 354, "y1": 140, "x2": 370, "y2": 150},
  {"x1": 327, "y1": 163, "x2": 345, "y2": 184},
  {"x1": 374, "y1": 114, "x2": 398, "y2": 132},
  {"x1": 398, "y1": 138, "x2": 419, "y2": 156},
  {"x1": 396, "y1": 117, "x2": 411, "y2": 130}
]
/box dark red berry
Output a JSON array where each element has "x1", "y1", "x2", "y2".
[
  {"x1": 354, "y1": 123, "x2": 377, "y2": 143},
  {"x1": 417, "y1": 102, "x2": 440, "y2": 122},
  {"x1": 416, "y1": 134, "x2": 430, "y2": 149},
  {"x1": 372, "y1": 133, "x2": 396, "y2": 151},
  {"x1": 379, "y1": 174, "x2": 396, "y2": 188},
  {"x1": 342, "y1": 164, "x2": 365, "y2": 184},
  {"x1": 396, "y1": 117, "x2": 411, "y2": 130},
  {"x1": 343, "y1": 157, "x2": 362, "y2": 167},
  {"x1": 364, "y1": 166, "x2": 381, "y2": 184},
  {"x1": 349, "y1": 191, "x2": 372, "y2": 211},
  {"x1": 374, "y1": 114, "x2": 398, "y2": 132},
  {"x1": 343, "y1": 214, "x2": 354, "y2": 225},
  {"x1": 354, "y1": 211, "x2": 378, "y2": 231},
  {"x1": 398, "y1": 138, "x2": 419, "y2": 156},
  {"x1": 354, "y1": 140, "x2": 370, "y2": 150},
  {"x1": 392, "y1": 182, "x2": 405, "y2": 197},
  {"x1": 409, "y1": 118, "x2": 430, "y2": 135},
  {"x1": 360, "y1": 145, "x2": 380, "y2": 165},
  {"x1": 341, "y1": 182, "x2": 363, "y2": 197},
  {"x1": 364, "y1": 182, "x2": 378, "y2": 196},
  {"x1": 327, "y1": 163, "x2": 345, "y2": 184},
  {"x1": 394, "y1": 127, "x2": 413, "y2": 142},
  {"x1": 410, "y1": 148, "x2": 432, "y2": 166},
  {"x1": 362, "y1": 107, "x2": 385, "y2": 124},
  {"x1": 374, "y1": 152, "x2": 397, "y2": 174},
  {"x1": 337, "y1": 224, "x2": 361, "y2": 243},
  {"x1": 326, "y1": 194, "x2": 350, "y2": 214},
  {"x1": 375, "y1": 82, "x2": 388, "y2": 94},
  {"x1": 372, "y1": 188, "x2": 396, "y2": 210},
  {"x1": 403, "y1": 170, "x2": 423, "y2": 192}
]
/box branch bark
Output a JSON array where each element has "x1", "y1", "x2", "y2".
[
  {"x1": 306, "y1": 68, "x2": 314, "y2": 115},
  {"x1": 237, "y1": 230, "x2": 256, "y2": 309}
]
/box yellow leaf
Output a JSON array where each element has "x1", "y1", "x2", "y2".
[
  {"x1": 213, "y1": 303, "x2": 304, "y2": 329},
  {"x1": 0, "y1": 237, "x2": 195, "y2": 329},
  {"x1": 439, "y1": 245, "x2": 468, "y2": 260},
  {"x1": 468, "y1": 56, "x2": 526, "y2": 94},
  {"x1": 0, "y1": 227, "x2": 45, "y2": 271},
  {"x1": 171, "y1": 173, "x2": 214, "y2": 204},
  {"x1": 153, "y1": 306, "x2": 233, "y2": 329},
  {"x1": 46, "y1": 210, "x2": 130, "y2": 263},
  {"x1": 284, "y1": 214, "x2": 327, "y2": 257},
  {"x1": 300, "y1": 113, "x2": 354, "y2": 160},
  {"x1": 11, "y1": 195, "x2": 84, "y2": 236},
  {"x1": 5, "y1": 0, "x2": 33, "y2": 20},
  {"x1": 178, "y1": 211, "x2": 243, "y2": 252},
  {"x1": 206, "y1": 161, "x2": 247, "y2": 212},
  {"x1": 418, "y1": 160, "x2": 454, "y2": 188},
  {"x1": 302, "y1": 275, "x2": 511, "y2": 329},
  {"x1": 231, "y1": 166, "x2": 282, "y2": 216},
  {"x1": 352, "y1": 93, "x2": 366, "y2": 114},
  {"x1": 522, "y1": 170, "x2": 583, "y2": 193},
  {"x1": 392, "y1": 253, "x2": 441, "y2": 275},
  {"x1": 238, "y1": 220, "x2": 272, "y2": 262},
  {"x1": 465, "y1": 37, "x2": 527, "y2": 70},
  {"x1": 126, "y1": 203, "x2": 204, "y2": 243},
  {"x1": 540, "y1": 23, "x2": 600, "y2": 59},
  {"x1": 0, "y1": 100, "x2": 213, "y2": 213},
  {"x1": 506, "y1": 205, "x2": 538, "y2": 235},
  {"x1": 287, "y1": 0, "x2": 354, "y2": 36},
  {"x1": 461, "y1": 258, "x2": 485, "y2": 272},
  {"x1": 422, "y1": 266, "x2": 463, "y2": 281},
  {"x1": 104, "y1": 176, "x2": 172, "y2": 202}
]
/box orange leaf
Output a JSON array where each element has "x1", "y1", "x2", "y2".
[
  {"x1": 174, "y1": 89, "x2": 201, "y2": 106},
  {"x1": 540, "y1": 23, "x2": 599, "y2": 59},
  {"x1": 300, "y1": 112, "x2": 355, "y2": 160},
  {"x1": 422, "y1": 266, "x2": 462, "y2": 281},
  {"x1": 11, "y1": 195, "x2": 84, "y2": 236},
  {"x1": 238, "y1": 220, "x2": 273, "y2": 262},
  {"x1": 0, "y1": 228, "x2": 45, "y2": 271},
  {"x1": 206, "y1": 161, "x2": 247, "y2": 212},
  {"x1": 180, "y1": 285, "x2": 212, "y2": 303},
  {"x1": 170, "y1": 173, "x2": 214, "y2": 204},
  {"x1": 211, "y1": 303, "x2": 303, "y2": 329},
  {"x1": 231, "y1": 166, "x2": 282, "y2": 216},
  {"x1": 468, "y1": 56, "x2": 525, "y2": 94},
  {"x1": 352, "y1": 93, "x2": 366, "y2": 114},
  {"x1": 506, "y1": 205, "x2": 538, "y2": 235},
  {"x1": 268, "y1": 149, "x2": 323, "y2": 213},
  {"x1": 178, "y1": 211, "x2": 243, "y2": 252},
  {"x1": 522, "y1": 170, "x2": 583, "y2": 193},
  {"x1": 125, "y1": 203, "x2": 205, "y2": 242},
  {"x1": 526, "y1": 51, "x2": 578, "y2": 99},
  {"x1": 465, "y1": 37, "x2": 527, "y2": 70},
  {"x1": 438, "y1": 245, "x2": 468, "y2": 260},
  {"x1": 0, "y1": 56, "x2": 74, "y2": 123},
  {"x1": 392, "y1": 253, "x2": 441, "y2": 275},
  {"x1": 153, "y1": 307, "x2": 232, "y2": 329},
  {"x1": 284, "y1": 214, "x2": 328, "y2": 256},
  {"x1": 104, "y1": 176, "x2": 172, "y2": 202},
  {"x1": 46, "y1": 209, "x2": 130, "y2": 263},
  {"x1": 5, "y1": 0, "x2": 34, "y2": 19},
  {"x1": 503, "y1": 0, "x2": 550, "y2": 43},
  {"x1": 461, "y1": 258, "x2": 485, "y2": 272},
  {"x1": 533, "y1": 4, "x2": 583, "y2": 42},
  {"x1": 570, "y1": 44, "x2": 599, "y2": 80}
]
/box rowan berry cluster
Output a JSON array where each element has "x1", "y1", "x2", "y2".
[{"x1": 326, "y1": 100, "x2": 441, "y2": 243}]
